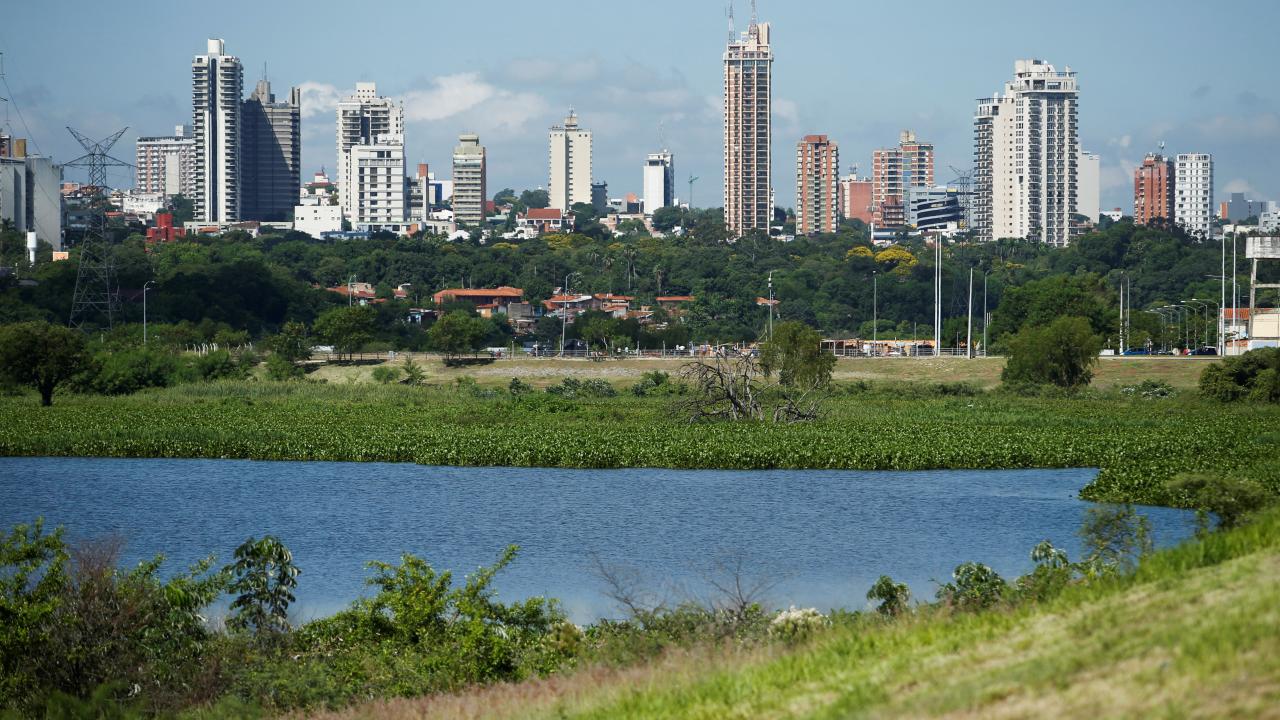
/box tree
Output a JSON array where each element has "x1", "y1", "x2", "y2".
[
  {"x1": 1078, "y1": 504, "x2": 1152, "y2": 577},
  {"x1": 519, "y1": 189, "x2": 549, "y2": 210},
  {"x1": 760, "y1": 320, "x2": 835, "y2": 420},
  {"x1": 866, "y1": 575, "x2": 910, "y2": 616},
  {"x1": 1199, "y1": 348, "x2": 1280, "y2": 403},
  {"x1": 0, "y1": 322, "x2": 89, "y2": 406},
  {"x1": 269, "y1": 321, "x2": 312, "y2": 363},
  {"x1": 225, "y1": 535, "x2": 299, "y2": 638},
  {"x1": 313, "y1": 305, "x2": 377, "y2": 360},
  {"x1": 1001, "y1": 316, "x2": 1101, "y2": 389},
  {"x1": 427, "y1": 310, "x2": 491, "y2": 357},
  {"x1": 651, "y1": 206, "x2": 684, "y2": 233}
]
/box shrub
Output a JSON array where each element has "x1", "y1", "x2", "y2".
[
  {"x1": 936, "y1": 562, "x2": 1007, "y2": 611},
  {"x1": 1001, "y1": 316, "x2": 1101, "y2": 389},
  {"x1": 265, "y1": 353, "x2": 303, "y2": 381},
  {"x1": 546, "y1": 377, "x2": 616, "y2": 398},
  {"x1": 401, "y1": 357, "x2": 425, "y2": 386},
  {"x1": 371, "y1": 366, "x2": 401, "y2": 385},
  {"x1": 767, "y1": 606, "x2": 825, "y2": 641},
  {"x1": 87, "y1": 349, "x2": 179, "y2": 395},
  {"x1": 630, "y1": 370, "x2": 672, "y2": 397},
  {"x1": 1120, "y1": 379, "x2": 1174, "y2": 399},
  {"x1": 1078, "y1": 504, "x2": 1152, "y2": 577},
  {"x1": 1199, "y1": 348, "x2": 1280, "y2": 402},
  {"x1": 1015, "y1": 540, "x2": 1074, "y2": 603},
  {"x1": 508, "y1": 377, "x2": 534, "y2": 396},
  {"x1": 1167, "y1": 472, "x2": 1274, "y2": 530},
  {"x1": 866, "y1": 575, "x2": 911, "y2": 616},
  {"x1": 225, "y1": 536, "x2": 299, "y2": 639}
]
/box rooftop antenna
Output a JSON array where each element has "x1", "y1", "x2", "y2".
[
  {"x1": 658, "y1": 120, "x2": 666, "y2": 151},
  {"x1": 726, "y1": 0, "x2": 735, "y2": 42},
  {"x1": 749, "y1": 0, "x2": 758, "y2": 28}
]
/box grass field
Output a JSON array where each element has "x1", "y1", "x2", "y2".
[
  {"x1": 306, "y1": 355, "x2": 1214, "y2": 390},
  {"x1": 302, "y1": 505, "x2": 1280, "y2": 720}
]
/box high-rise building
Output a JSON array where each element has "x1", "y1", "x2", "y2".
[
  {"x1": 1175, "y1": 153, "x2": 1213, "y2": 238},
  {"x1": 643, "y1": 150, "x2": 675, "y2": 214},
  {"x1": 872, "y1": 130, "x2": 934, "y2": 227},
  {"x1": 974, "y1": 59, "x2": 1079, "y2": 245},
  {"x1": 135, "y1": 125, "x2": 196, "y2": 199},
  {"x1": 337, "y1": 82, "x2": 405, "y2": 223},
  {"x1": 192, "y1": 39, "x2": 243, "y2": 223},
  {"x1": 1133, "y1": 153, "x2": 1174, "y2": 225},
  {"x1": 548, "y1": 111, "x2": 592, "y2": 212},
  {"x1": 241, "y1": 79, "x2": 301, "y2": 222},
  {"x1": 1078, "y1": 149, "x2": 1101, "y2": 224},
  {"x1": 451, "y1": 134, "x2": 487, "y2": 227},
  {"x1": 795, "y1": 135, "x2": 839, "y2": 235},
  {"x1": 723, "y1": 14, "x2": 773, "y2": 236},
  {"x1": 839, "y1": 174, "x2": 873, "y2": 224},
  {"x1": 0, "y1": 141, "x2": 63, "y2": 251}
]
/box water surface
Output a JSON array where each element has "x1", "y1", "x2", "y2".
[{"x1": 0, "y1": 458, "x2": 1195, "y2": 622}]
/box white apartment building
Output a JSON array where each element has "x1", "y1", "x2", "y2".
[
  {"x1": 337, "y1": 82, "x2": 405, "y2": 222},
  {"x1": 643, "y1": 150, "x2": 675, "y2": 214},
  {"x1": 192, "y1": 39, "x2": 242, "y2": 222},
  {"x1": 349, "y1": 139, "x2": 405, "y2": 226},
  {"x1": 452, "y1": 134, "x2": 487, "y2": 227},
  {"x1": 135, "y1": 125, "x2": 195, "y2": 199},
  {"x1": 548, "y1": 111, "x2": 592, "y2": 212},
  {"x1": 293, "y1": 203, "x2": 343, "y2": 238},
  {"x1": 724, "y1": 18, "x2": 773, "y2": 236},
  {"x1": 1175, "y1": 153, "x2": 1214, "y2": 238},
  {"x1": 1078, "y1": 149, "x2": 1101, "y2": 223},
  {"x1": 974, "y1": 59, "x2": 1080, "y2": 246}
]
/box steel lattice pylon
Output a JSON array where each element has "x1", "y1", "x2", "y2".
[{"x1": 66, "y1": 126, "x2": 130, "y2": 330}]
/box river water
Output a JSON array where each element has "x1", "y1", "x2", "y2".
[{"x1": 0, "y1": 458, "x2": 1196, "y2": 622}]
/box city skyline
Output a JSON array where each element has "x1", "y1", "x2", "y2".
[{"x1": 2, "y1": 0, "x2": 1278, "y2": 212}]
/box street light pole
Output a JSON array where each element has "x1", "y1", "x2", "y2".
[
  {"x1": 966, "y1": 267, "x2": 973, "y2": 359},
  {"x1": 142, "y1": 280, "x2": 154, "y2": 345},
  {"x1": 872, "y1": 270, "x2": 877, "y2": 356},
  {"x1": 559, "y1": 273, "x2": 573, "y2": 358},
  {"x1": 982, "y1": 272, "x2": 988, "y2": 356},
  {"x1": 933, "y1": 240, "x2": 942, "y2": 357}
]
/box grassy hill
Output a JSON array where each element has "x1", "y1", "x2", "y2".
[{"x1": 306, "y1": 507, "x2": 1280, "y2": 720}]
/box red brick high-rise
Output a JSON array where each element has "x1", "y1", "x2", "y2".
[
  {"x1": 795, "y1": 135, "x2": 840, "y2": 235},
  {"x1": 872, "y1": 130, "x2": 934, "y2": 227},
  {"x1": 1133, "y1": 153, "x2": 1174, "y2": 225}
]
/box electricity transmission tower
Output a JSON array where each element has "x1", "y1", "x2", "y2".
[{"x1": 65, "y1": 126, "x2": 130, "y2": 330}]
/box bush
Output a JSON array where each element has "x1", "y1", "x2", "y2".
[
  {"x1": 1167, "y1": 473, "x2": 1274, "y2": 530},
  {"x1": 85, "y1": 348, "x2": 179, "y2": 395},
  {"x1": 371, "y1": 366, "x2": 401, "y2": 385},
  {"x1": 936, "y1": 562, "x2": 1007, "y2": 611},
  {"x1": 508, "y1": 377, "x2": 534, "y2": 396},
  {"x1": 630, "y1": 370, "x2": 671, "y2": 397},
  {"x1": 265, "y1": 353, "x2": 303, "y2": 381},
  {"x1": 1015, "y1": 540, "x2": 1074, "y2": 603},
  {"x1": 866, "y1": 575, "x2": 910, "y2": 617},
  {"x1": 546, "y1": 377, "x2": 616, "y2": 398},
  {"x1": 1001, "y1": 316, "x2": 1101, "y2": 389},
  {"x1": 767, "y1": 606, "x2": 825, "y2": 641},
  {"x1": 1120, "y1": 379, "x2": 1174, "y2": 399},
  {"x1": 1199, "y1": 348, "x2": 1280, "y2": 402},
  {"x1": 1078, "y1": 504, "x2": 1152, "y2": 577}
]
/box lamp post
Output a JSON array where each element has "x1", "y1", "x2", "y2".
[
  {"x1": 1184, "y1": 301, "x2": 1207, "y2": 351},
  {"x1": 872, "y1": 270, "x2": 877, "y2": 356},
  {"x1": 559, "y1": 272, "x2": 579, "y2": 358},
  {"x1": 1190, "y1": 298, "x2": 1219, "y2": 353},
  {"x1": 142, "y1": 280, "x2": 154, "y2": 345}
]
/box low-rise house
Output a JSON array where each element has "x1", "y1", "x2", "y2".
[
  {"x1": 543, "y1": 293, "x2": 594, "y2": 320},
  {"x1": 655, "y1": 295, "x2": 694, "y2": 313},
  {"x1": 517, "y1": 208, "x2": 575, "y2": 234},
  {"x1": 432, "y1": 286, "x2": 524, "y2": 308}
]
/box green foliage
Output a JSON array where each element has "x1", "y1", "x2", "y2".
[
  {"x1": 508, "y1": 377, "x2": 534, "y2": 396},
  {"x1": 630, "y1": 370, "x2": 674, "y2": 397},
  {"x1": 935, "y1": 562, "x2": 1007, "y2": 611},
  {"x1": 760, "y1": 321, "x2": 835, "y2": 390},
  {"x1": 313, "y1": 306, "x2": 377, "y2": 360},
  {"x1": 1199, "y1": 348, "x2": 1280, "y2": 402},
  {"x1": 546, "y1": 377, "x2": 617, "y2": 398},
  {"x1": 370, "y1": 365, "x2": 401, "y2": 384},
  {"x1": 269, "y1": 321, "x2": 312, "y2": 363},
  {"x1": 1014, "y1": 540, "x2": 1074, "y2": 603},
  {"x1": 225, "y1": 536, "x2": 299, "y2": 638},
  {"x1": 1167, "y1": 473, "x2": 1274, "y2": 530},
  {"x1": 1078, "y1": 504, "x2": 1153, "y2": 577},
  {"x1": 866, "y1": 575, "x2": 910, "y2": 616},
  {"x1": 1001, "y1": 316, "x2": 1102, "y2": 389},
  {"x1": 1120, "y1": 379, "x2": 1174, "y2": 398},
  {"x1": 265, "y1": 353, "x2": 303, "y2": 381},
  {"x1": 427, "y1": 310, "x2": 492, "y2": 357},
  {"x1": 84, "y1": 348, "x2": 179, "y2": 395},
  {"x1": 401, "y1": 357, "x2": 425, "y2": 386},
  {"x1": 0, "y1": 519, "x2": 68, "y2": 707},
  {"x1": 0, "y1": 322, "x2": 88, "y2": 406}
]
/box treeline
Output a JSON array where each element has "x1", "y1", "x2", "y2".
[{"x1": 0, "y1": 218, "x2": 1267, "y2": 349}]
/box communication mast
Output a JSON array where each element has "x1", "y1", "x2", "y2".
[{"x1": 65, "y1": 126, "x2": 130, "y2": 330}]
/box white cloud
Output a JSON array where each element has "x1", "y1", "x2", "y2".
[
  {"x1": 297, "y1": 82, "x2": 342, "y2": 120},
  {"x1": 403, "y1": 74, "x2": 498, "y2": 122},
  {"x1": 1196, "y1": 114, "x2": 1280, "y2": 140},
  {"x1": 1108, "y1": 134, "x2": 1132, "y2": 149},
  {"x1": 775, "y1": 98, "x2": 799, "y2": 126},
  {"x1": 1223, "y1": 178, "x2": 1258, "y2": 195}
]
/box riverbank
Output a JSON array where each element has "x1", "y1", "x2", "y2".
[
  {"x1": 307, "y1": 504, "x2": 1280, "y2": 720},
  {"x1": 1, "y1": 380, "x2": 1276, "y2": 506}
]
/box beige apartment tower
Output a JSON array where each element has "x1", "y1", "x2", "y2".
[
  {"x1": 548, "y1": 112, "x2": 592, "y2": 212},
  {"x1": 872, "y1": 130, "x2": 934, "y2": 227},
  {"x1": 452, "y1": 134, "x2": 487, "y2": 227},
  {"x1": 795, "y1": 135, "x2": 839, "y2": 235},
  {"x1": 723, "y1": 15, "x2": 773, "y2": 236}
]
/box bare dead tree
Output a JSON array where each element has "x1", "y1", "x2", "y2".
[
  {"x1": 589, "y1": 554, "x2": 668, "y2": 618},
  {"x1": 701, "y1": 553, "x2": 789, "y2": 622},
  {"x1": 677, "y1": 353, "x2": 767, "y2": 422}
]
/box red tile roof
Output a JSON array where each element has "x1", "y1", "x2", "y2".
[
  {"x1": 655, "y1": 295, "x2": 695, "y2": 302},
  {"x1": 435, "y1": 286, "x2": 523, "y2": 299},
  {"x1": 525, "y1": 208, "x2": 564, "y2": 220}
]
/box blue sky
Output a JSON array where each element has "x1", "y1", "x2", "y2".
[{"x1": 3, "y1": 0, "x2": 1278, "y2": 211}]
